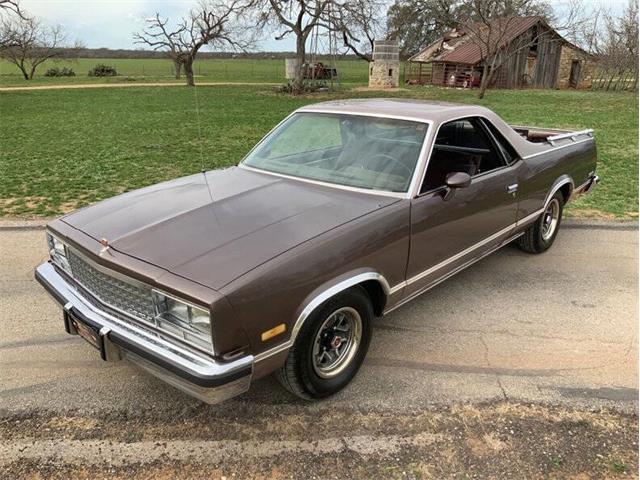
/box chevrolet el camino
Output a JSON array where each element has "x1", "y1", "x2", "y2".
[{"x1": 35, "y1": 99, "x2": 599, "y2": 403}]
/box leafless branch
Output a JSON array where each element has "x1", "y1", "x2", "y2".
[
  {"x1": 133, "y1": 0, "x2": 255, "y2": 86},
  {"x1": 0, "y1": 15, "x2": 76, "y2": 79}
]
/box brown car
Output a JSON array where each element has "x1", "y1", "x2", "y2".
[{"x1": 35, "y1": 99, "x2": 599, "y2": 403}]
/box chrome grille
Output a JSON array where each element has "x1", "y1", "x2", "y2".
[{"x1": 67, "y1": 250, "x2": 155, "y2": 322}]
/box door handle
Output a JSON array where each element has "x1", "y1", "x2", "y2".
[{"x1": 507, "y1": 183, "x2": 518, "y2": 194}]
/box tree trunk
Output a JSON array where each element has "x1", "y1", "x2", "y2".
[
  {"x1": 174, "y1": 60, "x2": 182, "y2": 79},
  {"x1": 17, "y1": 62, "x2": 29, "y2": 80},
  {"x1": 292, "y1": 34, "x2": 306, "y2": 95},
  {"x1": 29, "y1": 65, "x2": 37, "y2": 80},
  {"x1": 477, "y1": 63, "x2": 491, "y2": 99},
  {"x1": 184, "y1": 58, "x2": 195, "y2": 87},
  {"x1": 605, "y1": 72, "x2": 616, "y2": 91}
]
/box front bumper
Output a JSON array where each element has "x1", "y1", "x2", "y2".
[{"x1": 35, "y1": 261, "x2": 254, "y2": 404}]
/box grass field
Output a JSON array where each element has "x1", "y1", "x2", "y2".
[
  {"x1": 0, "y1": 57, "x2": 372, "y2": 86},
  {"x1": 0, "y1": 84, "x2": 637, "y2": 218}
]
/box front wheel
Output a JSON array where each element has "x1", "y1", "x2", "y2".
[
  {"x1": 276, "y1": 288, "x2": 373, "y2": 400},
  {"x1": 517, "y1": 191, "x2": 564, "y2": 254}
]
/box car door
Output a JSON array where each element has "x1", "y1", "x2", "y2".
[{"x1": 404, "y1": 117, "x2": 521, "y2": 297}]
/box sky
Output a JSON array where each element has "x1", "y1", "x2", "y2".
[{"x1": 14, "y1": 0, "x2": 632, "y2": 52}]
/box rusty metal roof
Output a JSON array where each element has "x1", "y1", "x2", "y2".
[{"x1": 410, "y1": 16, "x2": 545, "y2": 65}]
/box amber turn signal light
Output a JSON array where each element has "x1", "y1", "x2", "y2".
[{"x1": 261, "y1": 323, "x2": 286, "y2": 342}]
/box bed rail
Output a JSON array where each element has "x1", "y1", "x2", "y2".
[{"x1": 546, "y1": 129, "x2": 594, "y2": 146}]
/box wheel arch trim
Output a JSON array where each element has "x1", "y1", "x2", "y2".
[
  {"x1": 291, "y1": 271, "x2": 390, "y2": 344},
  {"x1": 545, "y1": 175, "x2": 574, "y2": 208},
  {"x1": 254, "y1": 271, "x2": 390, "y2": 363}
]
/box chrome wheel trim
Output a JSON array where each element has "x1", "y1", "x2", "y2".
[
  {"x1": 312, "y1": 307, "x2": 362, "y2": 379},
  {"x1": 541, "y1": 198, "x2": 560, "y2": 241}
]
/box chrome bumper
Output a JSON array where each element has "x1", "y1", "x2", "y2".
[
  {"x1": 584, "y1": 174, "x2": 600, "y2": 194},
  {"x1": 35, "y1": 262, "x2": 253, "y2": 404}
]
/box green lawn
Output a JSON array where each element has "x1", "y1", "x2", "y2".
[
  {"x1": 0, "y1": 84, "x2": 636, "y2": 218},
  {"x1": 0, "y1": 57, "x2": 372, "y2": 86}
]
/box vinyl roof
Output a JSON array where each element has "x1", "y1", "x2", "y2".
[{"x1": 297, "y1": 98, "x2": 493, "y2": 123}]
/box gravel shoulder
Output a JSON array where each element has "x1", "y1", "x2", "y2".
[{"x1": 1, "y1": 403, "x2": 637, "y2": 479}]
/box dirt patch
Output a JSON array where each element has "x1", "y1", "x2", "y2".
[
  {"x1": 352, "y1": 86, "x2": 410, "y2": 92},
  {"x1": 1, "y1": 402, "x2": 637, "y2": 479},
  {"x1": 565, "y1": 208, "x2": 620, "y2": 220},
  {"x1": 0, "y1": 82, "x2": 279, "y2": 92}
]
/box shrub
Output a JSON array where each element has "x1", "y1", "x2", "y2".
[
  {"x1": 88, "y1": 64, "x2": 118, "y2": 77},
  {"x1": 44, "y1": 67, "x2": 76, "y2": 77},
  {"x1": 276, "y1": 81, "x2": 327, "y2": 94}
]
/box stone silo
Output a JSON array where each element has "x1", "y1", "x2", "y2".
[{"x1": 369, "y1": 40, "x2": 400, "y2": 88}]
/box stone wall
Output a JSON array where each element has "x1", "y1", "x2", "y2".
[
  {"x1": 556, "y1": 44, "x2": 595, "y2": 89},
  {"x1": 368, "y1": 60, "x2": 400, "y2": 88}
]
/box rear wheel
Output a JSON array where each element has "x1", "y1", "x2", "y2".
[
  {"x1": 517, "y1": 191, "x2": 564, "y2": 254},
  {"x1": 276, "y1": 288, "x2": 373, "y2": 400}
]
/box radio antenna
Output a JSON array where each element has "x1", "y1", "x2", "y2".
[
  {"x1": 192, "y1": 80, "x2": 216, "y2": 205},
  {"x1": 192, "y1": 80, "x2": 223, "y2": 234}
]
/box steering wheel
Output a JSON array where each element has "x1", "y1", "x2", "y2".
[{"x1": 369, "y1": 153, "x2": 413, "y2": 175}]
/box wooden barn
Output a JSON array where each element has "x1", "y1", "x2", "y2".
[{"x1": 407, "y1": 16, "x2": 595, "y2": 89}]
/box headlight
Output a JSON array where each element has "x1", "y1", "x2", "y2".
[
  {"x1": 46, "y1": 232, "x2": 70, "y2": 273},
  {"x1": 152, "y1": 290, "x2": 213, "y2": 352}
]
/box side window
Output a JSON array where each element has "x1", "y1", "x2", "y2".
[
  {"x1": 421, "y1": 118, "x2": 506, "y2": 193},
  {"x1": 482, "y1": 119, "x2": 519, "y2": 164}
]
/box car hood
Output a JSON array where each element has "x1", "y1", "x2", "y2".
[{"x1": 61, "y1": 167, "x2": 398, "y2": 290}]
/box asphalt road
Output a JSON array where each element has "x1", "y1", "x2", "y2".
[{"x1": 1, "y1": 224, "x2": 638, "y2": 478}]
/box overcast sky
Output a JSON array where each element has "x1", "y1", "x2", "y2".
[{"x1": 15, "y1": 0, "x2": 631, "y2": 51}]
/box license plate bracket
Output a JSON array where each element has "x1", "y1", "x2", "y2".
[{"x1": 66, "y1": 310, "x2": 103, "y2": 352}]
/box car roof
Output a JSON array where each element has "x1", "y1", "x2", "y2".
[{"x1": 297, "y1": 98, "x2": 492, "y2": 123}]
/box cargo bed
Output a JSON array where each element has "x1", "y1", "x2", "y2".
[{"x1": 510, "y1": 125, "x2": 594, "y2": 145}]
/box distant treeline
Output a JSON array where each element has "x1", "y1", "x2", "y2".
[{"x1": 54, "y1": 47, "x2": 359, "y2": 61}]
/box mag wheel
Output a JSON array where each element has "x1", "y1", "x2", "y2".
[
  {"x1": 276, "y1": 288, "x2": 373, "y2": 400},
  {"x1": 517, "y1": 191, "x2": 564, "y2": 254},
  {"x1": 311, "y1": 307, "x2": 362, "y2": 379}
]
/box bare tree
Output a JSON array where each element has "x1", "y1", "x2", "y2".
[
  {"x1": 0, "y1": 0, "x2": 28, "y2": 49},
  {"x1": 258, "y1": 0, "x2": 335, "y2": 93},
  {"x1": 588, "y1": 0, "x2": 638, "y2": 91},
  {"x1": 0, "y1": 0, "x2": 24, "y2": 17},
  {"x1": 0, "y1": 16, "x2": 68, "y2": 79},
  {"x1": 134, "y1": 1, "x2": 253, "y2": 86},
  {"x1": 331, "y1": 0, "x2": 385, "y2": 62},
  {"x1": 386, "y1": 0, "x2": 462, "y2": 57}
]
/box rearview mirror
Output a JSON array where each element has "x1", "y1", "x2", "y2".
[
  {"x1": 442, "y1": 172, "x2": 471, "y2": 201},
  {"x1": 445, "y1": 172, "x2": 472, "y2": 189}
]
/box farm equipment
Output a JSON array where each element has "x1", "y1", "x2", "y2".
[{"x1": 303, "y1": 62, "x2": 337, "y2": 80}]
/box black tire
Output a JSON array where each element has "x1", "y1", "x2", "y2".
[
  {"x1": 517, "y1": 191, "x2": 564, "y2": 254},
  {"x1": 276, "y1": 287, "x2": 373, "y2": 400}
]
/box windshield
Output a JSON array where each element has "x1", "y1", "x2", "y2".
[{"x1": 242, "y1": 112, "x2": 428, "y2": 193}]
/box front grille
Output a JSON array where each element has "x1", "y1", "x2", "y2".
[{"x1": 67, "y1": 250, "x2": 156, "y2": 323}]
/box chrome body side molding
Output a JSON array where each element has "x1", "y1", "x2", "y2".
[
  {"x1": 389, "y1": 209, "x2": 543, "y2": 293},
  {"x1": 521, "y1": 137, "x2": 594, "y2": 160},
  {"x1": 384, "y1": 231, "x2": 525, "y2": 315}
]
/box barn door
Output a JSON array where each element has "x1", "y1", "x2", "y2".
[{"x1": 569, "y1": 60, "x2": 581, "y2": 88}]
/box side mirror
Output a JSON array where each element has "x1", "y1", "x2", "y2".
[
  {"x1": 445, "y1": 172, "x2": 472, "y2": 189},
  {"x1": 442, "y1": 172, "x2": 471, "y2": 201}
]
